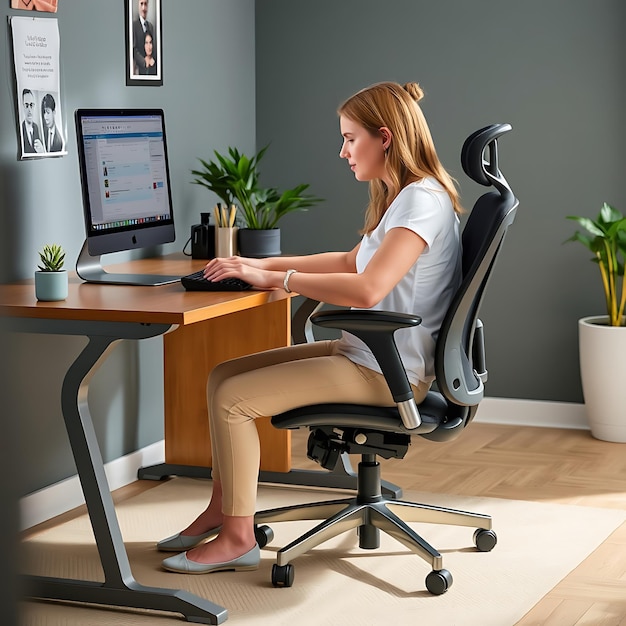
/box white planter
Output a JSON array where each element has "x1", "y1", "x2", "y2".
[
  {"x1": 578, "y1": 315, "x2": 626, "y2": 442},
  {"x1": 35, "y1": 270, "x2": 68, "y2": 301}
]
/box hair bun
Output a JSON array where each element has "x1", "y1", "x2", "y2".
[{"x1": 403, "y1": 82, "x2": 424, "y2": 103}]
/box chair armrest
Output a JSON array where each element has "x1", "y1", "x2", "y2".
[
  {"x1": 472, "y1": 319, "x2": 488, "y2": 384},
  {"x1": 291, "y1": 298, "x2": 324, "y2": 344},
  {"x1": 311, "y1": 309, "x2": 421, "y2": 420}
]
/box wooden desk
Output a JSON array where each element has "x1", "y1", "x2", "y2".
[
  {"x1": 130, "y1": 256, "x2": 293, "y2": 474},
  {"x1": 1, "y1": 254, "x2": 293, "y2": 473},
  {"x1": 0, "y1": 253, "x2": 294, "y2": 624}
]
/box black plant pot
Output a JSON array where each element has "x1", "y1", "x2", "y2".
[{"x1": 238, "y1": 228, "x2": 281, "y2": 258}]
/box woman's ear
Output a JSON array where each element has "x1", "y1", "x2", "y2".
[{"x1": 379, "y1": 127, "x2": 392, "y2": 151}]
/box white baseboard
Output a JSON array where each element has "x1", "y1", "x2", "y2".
[
  {"x1": 20, "y1": 398, "x2": 589, "y2": 530},
  {"x1": 20, "y1": 440, "x2": 165, "y2": 531},
  {"x1": 474, "y1": 397, "x2": 588, "y2": 431}
]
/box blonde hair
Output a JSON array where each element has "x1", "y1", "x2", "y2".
[{"x1": 338, "y1": 81, "x2": 463, "y2": 235}]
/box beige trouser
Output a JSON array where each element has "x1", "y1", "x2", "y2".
[{"x1": 207, "y1": 339, "x2": 430, "y2": 516}]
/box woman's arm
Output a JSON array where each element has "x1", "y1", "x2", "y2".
[
  {"x1": 254, "y1": 249, "x2": 359, "y2": 274},
  {"x1": 285, "y1": 228, "x2": 426, "y2": 307},
  {"x1": 203, "y1": 227, "x2": 425, "y2": 309},
  {"x1": 203, "y1": 246, "x2": 359, "y2": 282}
]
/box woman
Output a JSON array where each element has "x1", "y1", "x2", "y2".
[
  {"x1": 139, "y1": 31, "x2": 156, "y2": 75},
  {"x1": 160, "y1": 81, "x2": 463, "y2": 574}
]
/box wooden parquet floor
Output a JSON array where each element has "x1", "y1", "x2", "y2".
[
  {"x1": 24, "y1": 422, "x2": 626, "y2": 625},
  {"x1": 289, "y1": 423, "x2": 626, "y2": 625}
]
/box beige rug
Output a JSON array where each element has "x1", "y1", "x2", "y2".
[{"x1": 20, "y1": 477, "x2": 626, "y2": 625}]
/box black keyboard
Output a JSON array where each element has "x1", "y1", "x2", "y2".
[{"x1": 181, "y1": 270, "x2": 252, "y2": 292}]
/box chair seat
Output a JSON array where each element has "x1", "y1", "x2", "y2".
[{"x1": 271, "y1": 389, "x2": 448, "y2": 434}]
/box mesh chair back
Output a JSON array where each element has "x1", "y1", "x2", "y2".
[{"x1": 434, "y1": 124, "x2": 519, "y2": 419}]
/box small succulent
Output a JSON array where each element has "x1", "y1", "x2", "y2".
[{"x1": 38, "y1": 243, "x2": 66, "y2": 272}]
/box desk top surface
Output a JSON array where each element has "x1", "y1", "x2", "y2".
[{"x1": 0, "y1": 253, "x2": 290, "y2": 325}]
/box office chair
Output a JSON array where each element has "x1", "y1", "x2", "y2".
[{"x1": 253, "y1": 123, "x2": 519, "y2": 595}]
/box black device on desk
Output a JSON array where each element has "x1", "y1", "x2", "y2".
[
  {"x1": 181, "y1": 270, "x2": 252, "y2": 291},
  {"x1": 191, "y1": 212, "x2": 215, "y2": 259}
]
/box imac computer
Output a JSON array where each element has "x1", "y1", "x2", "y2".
[{"x1": 75, "y1": 108, "x2": 181, "y2": 285}]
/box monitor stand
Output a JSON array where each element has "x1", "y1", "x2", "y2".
[{"x1": 76, "y1": 240, "x2": 181, "y2": 286}]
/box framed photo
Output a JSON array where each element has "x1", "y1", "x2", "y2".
[
  {"x1": 11, "y1": 0, "x2": 58, "y2": 12},
  {"x1": 125, "y1": 0, "x2": 162, "y2": 86}
]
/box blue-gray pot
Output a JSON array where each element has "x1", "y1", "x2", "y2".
[{"x1": 35, "y1": 270, "x2": 68, "y2": 301}]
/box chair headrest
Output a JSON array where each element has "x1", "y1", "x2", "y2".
[{"x1": 461, "y1": 123, "x2": 512, "y2": 188}]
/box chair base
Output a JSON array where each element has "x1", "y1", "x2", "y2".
[{"x1": 254, "y1": 455, "x2": 493, "y2": 574}]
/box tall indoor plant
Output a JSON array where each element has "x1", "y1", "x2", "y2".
[
  {"x1": 566, "y1": 202, "x2": 626, "y2": 441},
  {"x1": 191, "y1": 146, "x2": 322, "y2": 257}
]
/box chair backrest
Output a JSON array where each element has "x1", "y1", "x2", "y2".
[{"x1": 432, "y1": 123, "x2": 518, "y2": 430}]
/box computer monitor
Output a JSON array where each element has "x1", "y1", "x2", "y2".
[{"x1": 74, "y1": 108, "x2": 180, "y2": 285}]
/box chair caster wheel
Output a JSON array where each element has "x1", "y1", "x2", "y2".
[
  {"x1": 254, "y1": 524, "x2": 274, "y2": 549},
  {"x1": 272, "y1": 563, "x2": 295, "y2": 588},
  {"x1": 425, "y1": 569, "x2": 452, "y2": 595},
  {"x1": 473, "y1": 528, "x2": 497, "y2": 552}
]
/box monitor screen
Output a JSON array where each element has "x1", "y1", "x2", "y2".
[{"x1": 75, "y1": 108, "x2": 180, "y2": 285}]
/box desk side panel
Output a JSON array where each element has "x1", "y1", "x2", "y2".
[{"x1": 163, "y1": 298, "x2": 292, "y2": 472}]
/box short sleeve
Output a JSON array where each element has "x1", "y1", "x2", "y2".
[{"x1": 383, "y1": 182, "x2": 450, "y2": 249}]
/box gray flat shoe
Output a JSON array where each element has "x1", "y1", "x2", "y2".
[
  {"x1": 162, "y1": 544, "x2": 260, "y2": 574},
  {"x1": 157, "y1": 527, "x2": 221, "y2": 552}
]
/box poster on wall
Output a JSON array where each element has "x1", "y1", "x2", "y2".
[
  {"x1": 11, "y1": 16, "x2": 67, "y2": 159},
  {"x1": 125, "y1": 0, "x2": 162, "y2": 86},
  {"x1": 10, "y1": 0, "x2": 58, "y2": 13}
]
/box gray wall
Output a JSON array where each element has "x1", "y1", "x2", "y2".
[
  {"x1": 255, "y1": 0, "x2": 626, "y2": 403},
  {"x1": 0, "y1": 321, "x2": 20, "y2": 623},
  {"x1": 2, "y1": 0, "x2": 624, "y2": 497},
  {"x1": 0, "y1": 0, "x2": 256, "y2": 494}
]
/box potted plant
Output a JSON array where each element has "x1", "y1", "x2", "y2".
[
  {"x1": 566, "y1": 202, "x2": 626, "y2": 441},
  {"x1": 35, "y1": 243, "x2": 68, "y2": 301},
  {"x1": 191, "y1": 146, "x2": 322, "y2": 257}
]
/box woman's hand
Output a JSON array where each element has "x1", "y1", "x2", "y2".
[{"x1": 203, "y1": 256, "x2": 280, "y2": 290}]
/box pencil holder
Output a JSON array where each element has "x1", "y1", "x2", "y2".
[{"x1": 215, "y1": 227, "x2": 238, "y2": 257}]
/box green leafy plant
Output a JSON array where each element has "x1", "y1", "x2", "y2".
[
  {"x1": 191, "y1": 146, "x2": 322, "y2": 230},
  {"x1": 566, "y1": 202, "x2": 626, "y2": 326},
  {"x1": 37, "y1": 243, "x2": 66, "y2": 272}
]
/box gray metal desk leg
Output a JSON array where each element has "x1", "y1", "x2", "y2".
[{"x1": 19, "y1": 320, "x2": 227, "y2": 625}]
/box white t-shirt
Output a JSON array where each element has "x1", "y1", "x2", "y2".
[{"x1": 336, "y1": 178, "x2": 461, "y2": 386}]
